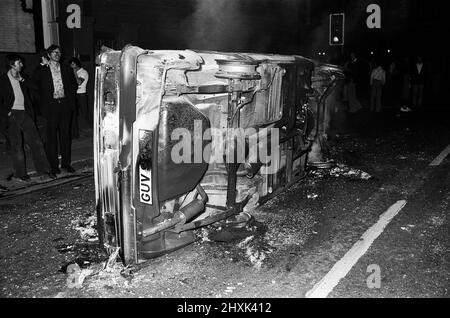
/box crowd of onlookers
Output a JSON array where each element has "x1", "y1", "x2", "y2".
[
  {"x1": 339, "y1": 51, "x2": 440, "y2": 115},
  {"x1": 0, "y1": 45, "x2": 90, "y2": 183}
]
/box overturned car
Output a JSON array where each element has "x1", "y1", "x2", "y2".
[{"x1": 94, "y1": 46, "x2": 344, "y2": 265}]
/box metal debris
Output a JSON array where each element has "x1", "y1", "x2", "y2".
[
  {"x1": 237, "y1": 236, "x2": 255, "y2": 248},
  {"x1": 244, "y1": 245, "x2": 266, "y2": 269},
  {"x1": 311, "y1": 163, "x2": 372, "y2": 180},
  {"x1": 104, "y1": 247, "x2": 121, "y2": 272},
  {"x1": 71, "y1": 215, "x2": 98, "y2": 241},
  {"x1": 330, "y1": 164, "x2": 372, "y2": 180}
]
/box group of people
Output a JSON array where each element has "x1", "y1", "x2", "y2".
[
  {"x1": 343, "y1": 52, "x2": 428, "y2": 114},
  {"x1": 0, "y1": 45, "x2": 89, "y2": 182}
]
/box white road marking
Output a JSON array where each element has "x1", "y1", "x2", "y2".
[
  {"x1": 305, "y1": 200, "x2": 407, "y2": 298},
  {"x1": 430, "y1": 145, "x2": 450, "y2": 166}
]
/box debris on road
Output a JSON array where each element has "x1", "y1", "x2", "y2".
[
  {"x1": 401, "y1": 224, "x2": 417, "y2": 233},
  {"x1": 104, "y1": 247, "x2": 121, "y2": 272},
  {"x1": 311, "y1": 163, "x2": 372, "y2": 181},
  {"x1": 401, "y1": 227, "x2": 412, "y2": 233},
  {"x1": 66, "y1": 263, "x2": 93, "y2": 289},
  {"x1": 429, "y1": 215, "x2": 446, "y2": 227},
  {"x1": 244, "y1": 244, "x2": 266, "y2": 270},
  {"x1": 71, "y1": 214, "x2": 98, "y2": 241},
  {"x1": 329, "y1": 164, "x2": 372, "y2": 180},
  {"x1": 237, "y1": 236, "x2": 255, "y2": 248}
]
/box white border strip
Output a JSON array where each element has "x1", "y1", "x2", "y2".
[
  {"x1": 430, "y1": 145, "x2": 450, "y2": 167},
  {"x1": 305, "y1": 200, "x2": 407, "y2": 298}
]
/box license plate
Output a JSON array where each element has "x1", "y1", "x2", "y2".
[{"x1": 139, "y1": 166, "x2": 152, "y2": 205}]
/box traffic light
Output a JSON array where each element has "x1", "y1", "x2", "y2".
[{"x1": 329, "y1": 13, "x2": 345, "y2": 46}]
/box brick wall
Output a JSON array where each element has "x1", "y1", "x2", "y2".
[{"x1": 0, "y1": 0, "x2": 36, "y2": 53}]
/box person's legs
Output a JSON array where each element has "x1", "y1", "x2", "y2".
[
  {"x1": 376, "y1": 84, "x2": 383, "y2": 113},
  {"x1": 45, "y1": 103, "x2": 60, "y2": 173},
  {"x1": 71, "y1": 99, "x2": 79, "y2": 139},
  {"x1": 418, "y1": 84, "x2": 424, "y2": 108},
  {"x1": 370, "y1": 85, "x2": 376, "y2": 111},
  {"x1": 59, "y1": 103, "x2": 73, "y2": 168},
  {"x1": 348, "y1": 82, "x2": 363, "y2": 113},
  {"x1": 8, "y1": 111, "x2": 27, "y2": 178},
  {"x1": 77, "y1": 93, "x2": 91, "y2": 128},
  {"x1": 412, "y1": 84, "x2": 419, "y2": 108},
  {"x1": 21, "y1": 112, "x2": 51, "y2": 175},
  {"x1": 0, "y1": 116, "x2": 11, "y2": 149}
]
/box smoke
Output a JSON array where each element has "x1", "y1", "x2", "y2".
[
  {"x1": 181, "y1": 0, "x2": 301, "y2": 53},
  {"x1": 182, "y1": 0, "x2": 250, "y2": 52}
]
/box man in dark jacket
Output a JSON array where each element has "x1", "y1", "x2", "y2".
[
  {"x1": 0, "y1": 54, "x2": 56, "y2": 181},
  {"x1": 33, "y1": 45, "x2": 77, "y2": 174},
  {"x1": 345, "y1": 52, "x2": 364, "y2": 113},
  {"x1": 411, "y1": 56, "x2": 427, "y2": 109}
]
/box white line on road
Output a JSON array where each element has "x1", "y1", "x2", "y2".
[
  {"x1": 430, "y1": 144, "x2": 450, "y2": 166},
  {"x1": 305, "y1": 200, "x2": 407, "y2": 298}
]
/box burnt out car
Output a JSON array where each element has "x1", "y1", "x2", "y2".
[{"x1": 94, "y1": 45, "x2": 343, "y2": 265}]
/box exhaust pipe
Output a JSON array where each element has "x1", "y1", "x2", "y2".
[{"x1": 142, "y1": 185, "x2": 208, "y2": 237}]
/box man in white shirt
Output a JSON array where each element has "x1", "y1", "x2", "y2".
[
  {"x1": 69, "y1": 58, "x2": 90, "y2": 134},
  {"x1": 370, "y1": 61, "x2": 386, "y2": 113},
  {"x1": 0, "y1": 54, "x2": 56, "y2": 181}
]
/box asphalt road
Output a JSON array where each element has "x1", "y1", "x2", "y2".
[{"x1": 0, "y1": 108, "x2": 449, "y2": 299}]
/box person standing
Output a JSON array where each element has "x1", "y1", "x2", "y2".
[
  {"x1": 69, "y1": 57, "x2": 90, "y2": 134},
  {"x1": 411, "y1": 56, "x2": 426, "y2": 110},
  {"x1": 0, "y1": 54, "x2": 56, "y2": 181},
  {"x1": 399, "y1": 57, "x2": 412, "y2": 113},
  {"x1": 370, "y1": 61, "x2": 386, "y2": 113},
  {"x1": 33, "y1": 45, "x2": 77, "y2": 174},
  {"x1": 346, "y1": 52, "x2": 364, "y2": 113}
]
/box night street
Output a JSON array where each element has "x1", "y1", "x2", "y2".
[
  {"x1": 1, "y1": 0, "x2": 449, "y2": 302},
  {"x1": 1, "y1": 108, "x2": 449, "y2": 298}
]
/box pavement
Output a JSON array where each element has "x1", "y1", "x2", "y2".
[{"x1": 0, "y1": 118, "x2": 94, "y2": 196}]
